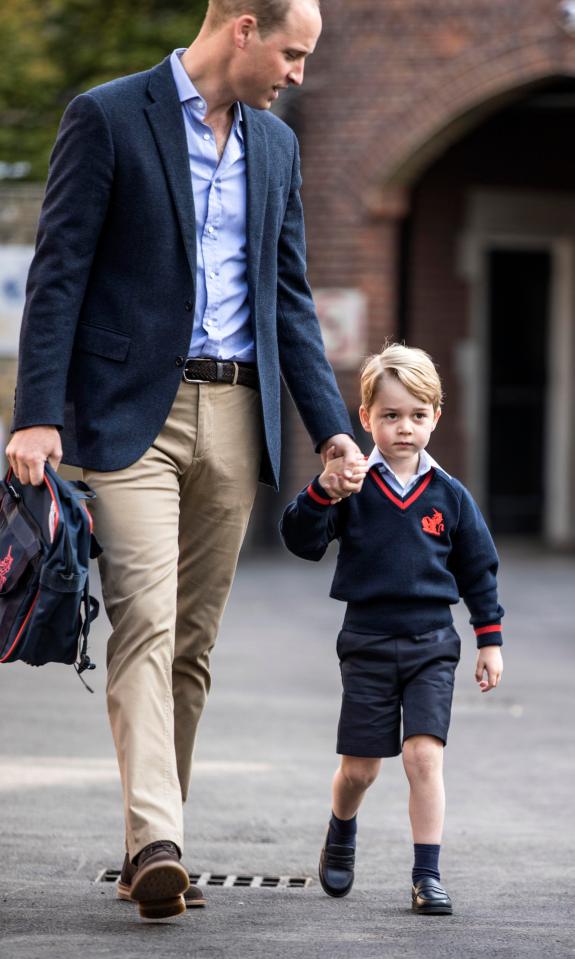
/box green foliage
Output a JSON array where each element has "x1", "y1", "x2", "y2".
[{"x1": 0, "y1": 0, "x2": 208, "y2": 179}]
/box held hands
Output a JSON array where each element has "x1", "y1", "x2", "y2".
[
  {"x1": 318, "y1": 445, "x2": 369, "y2": 504},
  {"x1": 475, "y1": 645, "x2": 503, "y2": 693},
  {"x1": 5, "y1": 426, "x2": 62, "y2": 486}
]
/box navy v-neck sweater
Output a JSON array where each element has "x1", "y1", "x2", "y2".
[{"x1": 280, "y1": 467, "x2": 504, "y2": 646}]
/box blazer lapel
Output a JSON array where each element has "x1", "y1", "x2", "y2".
[
  {"x1": 144, "y1": 57, "x2": 197, "y2": 282},
  {"x1": 242, "y1": 107, "x2": 269, "y2": 311}
]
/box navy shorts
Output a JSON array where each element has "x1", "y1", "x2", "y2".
[{"x1": 336, "y1": 624, "x2": 461, "y2": 758}]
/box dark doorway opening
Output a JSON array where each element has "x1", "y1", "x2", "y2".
[{"x1": 487, "y1": 248, "x2": 551, "y2": 535}]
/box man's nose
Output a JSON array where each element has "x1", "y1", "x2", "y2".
[{"x1": 288, "y1": 61, "x2": 305, "y2": 86}]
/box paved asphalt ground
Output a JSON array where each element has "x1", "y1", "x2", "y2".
[{"x1": 0, "y1": 543, "x2": 574, "y2": 958}]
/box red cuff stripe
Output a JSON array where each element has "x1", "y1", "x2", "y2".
[
  {"x1": 475, "y1": 625, "x2": 502, "y2": 636},
  {"x1": 306, "y1": 484, "x2": 332, "y2": 506}
]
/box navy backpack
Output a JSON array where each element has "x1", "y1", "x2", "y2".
[{"x1": 0, "y1": 463, "x2": 101, "y2": 691}]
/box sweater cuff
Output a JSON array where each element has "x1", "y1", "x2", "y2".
[
  {"x1": 474, "y1": 624, "x2": 503, "y2": 648},
  {"x1": 306, "y1": 476, "x2": 333, "y2": 507}
]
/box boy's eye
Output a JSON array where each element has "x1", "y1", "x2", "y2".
[{"x1": 384, "y1": 413, "x2": 396, "y2": 420}]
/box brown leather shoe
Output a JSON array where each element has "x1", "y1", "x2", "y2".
[
  {"x1": 117, "y1": 851, "x2": 207, "y2": 909},
  {"x1": 127, "y1": 841, "x2": 190, "y2": 919}
]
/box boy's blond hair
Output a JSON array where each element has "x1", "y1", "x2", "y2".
[{"x1": 360, "y1": 343, "x2": 443, "y2": 411}]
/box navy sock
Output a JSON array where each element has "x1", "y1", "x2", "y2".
[
  {"x1": 412, "y1": 843, "x2": 441, "y2": 883},
  {"x1": 327, "y1": 811, "x2": 357, "y2": 847}
]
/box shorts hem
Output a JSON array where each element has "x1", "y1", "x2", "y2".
[
  {"x1": 337, "y1": 743, "x2": 401, "y2": 759},
  {"x1": 402, "y1": 728, "x2": 448, "y2": 747}
]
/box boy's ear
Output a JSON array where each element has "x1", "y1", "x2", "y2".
[
  {"x1": 431, "y1": 407, "x2": 442, "y2": 430},
  {"x1": 359, "y1": 405, "x2": 371, "y2": 433}
]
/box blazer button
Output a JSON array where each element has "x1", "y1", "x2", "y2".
[
  {"x1": 175, "y1": 356, "x2": 184, "y2": 367},
  {"x1": 184, "y1": 300, "x2": 193, "y2": 311}
]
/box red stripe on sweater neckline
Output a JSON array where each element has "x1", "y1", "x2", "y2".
[{"x1": 369, "y1": 467, "x2": 434, "y2": 509}]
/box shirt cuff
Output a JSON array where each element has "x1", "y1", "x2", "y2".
[
  {"x1": 306, "y1": 476, "x2": 333, "y2": 507},
  {"x1": 474, "y1": 624, "x2": 503, "y2": 647}
]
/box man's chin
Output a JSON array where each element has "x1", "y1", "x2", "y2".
[{"x1": 241, "y1": 92, "x2": 275, "y2": 111}]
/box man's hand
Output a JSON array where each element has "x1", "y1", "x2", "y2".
[
  {"x1": 319, "y1": 446, "x2": 369, "y2": 504},
  {"x1": 6, "y1": 426, "x2": 62, "y2": 486},
  {"x1": 319, "y1": 434, "x2": 367, "y2": 499},
  {"x1": 475, "y1": 645, "x2": 503, "y2": 693}
]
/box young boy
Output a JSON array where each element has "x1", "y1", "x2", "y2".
[{"x1": 280, "y1": 343, "x2": 504, "y2": 915}]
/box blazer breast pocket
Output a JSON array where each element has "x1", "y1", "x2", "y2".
[{"x1": 74, "y1": 323, "x2": 131, "y2": 362}]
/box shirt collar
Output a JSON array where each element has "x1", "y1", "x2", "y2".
[
  {"x1": 170, "y1": 49, "x2": 243, "y2": 135},
  {"x1": 366, "y1": 446, "x2": 445, "y2": 485}
]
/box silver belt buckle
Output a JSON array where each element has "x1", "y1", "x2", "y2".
[{"x1": 183, "y1": 357, "x2": 209, "y2": 384}]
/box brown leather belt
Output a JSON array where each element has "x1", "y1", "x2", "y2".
[{"x1": 183, "y1": 358, "x2": 259, "y2": 391}]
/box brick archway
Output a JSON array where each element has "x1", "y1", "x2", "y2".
[{"x1": 361, "y1": 37, "x2": 575, "y2": 212}]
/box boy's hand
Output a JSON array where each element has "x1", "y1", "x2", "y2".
[
  {"x1": 319, "y1": 447, "x2": 369, "y2": 504},
  {"x1": 475, "y1": 645, "x2": 503, "y2": 693}
]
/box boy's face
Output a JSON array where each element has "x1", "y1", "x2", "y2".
[{"x1": 359, "y1": 373, "x2": 441, "y2": 468}]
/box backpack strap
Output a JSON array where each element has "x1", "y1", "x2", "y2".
[{"x1": 74, "y1": 582, "x2": 99, "y2": 693}]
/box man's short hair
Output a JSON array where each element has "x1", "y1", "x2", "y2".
[
  {"x1": 206, "y1": 0, "x2": 319, "y2": 37},
  {"x1": 360, "y1": 343, "x2": 443, "y2": 412}
]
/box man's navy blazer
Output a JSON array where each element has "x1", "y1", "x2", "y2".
[{"x1": 13, "y1": 56, "x2": 352, "y2": 488}]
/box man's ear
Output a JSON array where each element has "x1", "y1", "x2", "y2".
[
  {"x1": 431, "y1": 407, "x2": 442, "y2": 431},
  {"x1": 233, "y1": 14, "x2": 258, "y2": 48},
  {"x1": 359, "y1": 405, "x2": 371, "y2": 433}
]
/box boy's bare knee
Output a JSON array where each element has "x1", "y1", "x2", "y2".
[
  {"x1": 340, "y1": 756, "x2": 381, "y2": 792},
  {"x1": 402, "y1": 735, "x2": 443, "y2": 780}
]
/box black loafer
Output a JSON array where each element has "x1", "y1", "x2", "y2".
[
  {"x1": 318, "y1": 834, "x2": 355, "y2": 898},
  {"x1": 411, "y1": 877, "x2": 453, "y2": 915}
]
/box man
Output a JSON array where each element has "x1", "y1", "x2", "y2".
[{"x1": 7, "y1": 0, "x2": 361, "y2": 920}]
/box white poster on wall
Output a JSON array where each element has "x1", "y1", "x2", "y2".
[
  {"x1": 313, "y1": 288, "x2": 368, "y2": 370},
  {"x1": 0, "y1": 245, "x2": 34, "y2": 355}
]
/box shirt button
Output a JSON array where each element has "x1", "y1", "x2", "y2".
[
  {"x1": 207, "y1": 225, "x2": 214, "y2": 234},
  {"x1": 203, "y1": 133, "x2": 210, "y2": 141},
  {"x1": 209, "y1": 271, "x2": 216, "y2": 279},
  {"x1": 175, "y1": 356, "x2": 184, "y2": 367},
  {"x1": 184, "y1": 300, "x2": 193, "y2": 311}
]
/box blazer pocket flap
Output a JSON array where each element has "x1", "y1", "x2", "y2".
[{"x1": 75, "y1": 324, "x2": 131, "y2": 362}]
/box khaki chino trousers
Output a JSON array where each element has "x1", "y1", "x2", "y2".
[{"x1": 84, "y1": 380, "x2": 263, "y2": 860}]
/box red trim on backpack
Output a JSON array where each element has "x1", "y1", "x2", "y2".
[
  {"x1": 81, "y1": 501, "x2": 94, "y2": 534},
  {"x1": 475, "y1": 624, "x2": 502, "y2": 636},
  {"x1": 307, "y1": 484, "x2": 332, "y2": 506},
  {"x1": 0, "y1": 591, "x2": 40, "y2": 663},
  {"x1": 43, "y1": 473, "x2": 60, "y2": 540},
  {"x1": 369, "y1": 467, "x2": 434, "y2": 510}
]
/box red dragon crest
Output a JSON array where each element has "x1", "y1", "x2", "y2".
[
  {"x1": 0, "y1": 544, "x2": 14, "y2": 590},
  {"x1": 421, "y1": 509, "x2": 445, "y2": 536}
]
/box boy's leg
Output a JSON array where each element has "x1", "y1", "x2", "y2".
[
  {"x1": 332, "y1": 756, "x2": 382, "y2": 820},
  {"x1": 402, "y1": 735, "x2": 444, "y2": 844},
  {"x1": 402, "y1": 734, "x2": 452, "y2": 913},
  {"x1": 319, "y1": 756, "x2": 381, "y2": 898},
  {"x1": 399, "y1": 626, "x2": 460, "y2": 914}
]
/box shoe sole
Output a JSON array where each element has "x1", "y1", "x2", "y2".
[
  {"x1": 117, "y1": 880, "x2": 207, "y2": 908},
  {"x1": 138, "y1": 895, "x2": 186, "y2": 920},
  {"x1": 130, "y1": 860, "x2": 190, "y2": 919},
  {"x1": 318, "y1": 863, "x2": 353, "y2": 898},
  {"x1": 412, "y1": 902, "x2": 453, "y2": 915}
]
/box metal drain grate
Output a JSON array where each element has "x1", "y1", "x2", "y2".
[{"x1": 95, "y1": 868, "x2": 312, "y2": 889}]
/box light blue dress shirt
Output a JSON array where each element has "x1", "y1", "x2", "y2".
[
  {"x1": 366, "y1": 446, "x2": 447, "y2": 497},
  {"x1": 170, "y1": 49, "x2": 254, "y2": 362}
]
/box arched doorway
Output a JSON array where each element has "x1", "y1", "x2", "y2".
[{"x1": 390, "y1": 77, "x2": 575, "y2": 545}]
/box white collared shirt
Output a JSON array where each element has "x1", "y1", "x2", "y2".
[{"x1": 366, "y1": 446, "x2": 447, "y2": 497}]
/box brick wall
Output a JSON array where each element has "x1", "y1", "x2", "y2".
[{"x1": 281, "y1": 0, "x2": 575, "y2": 501}]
